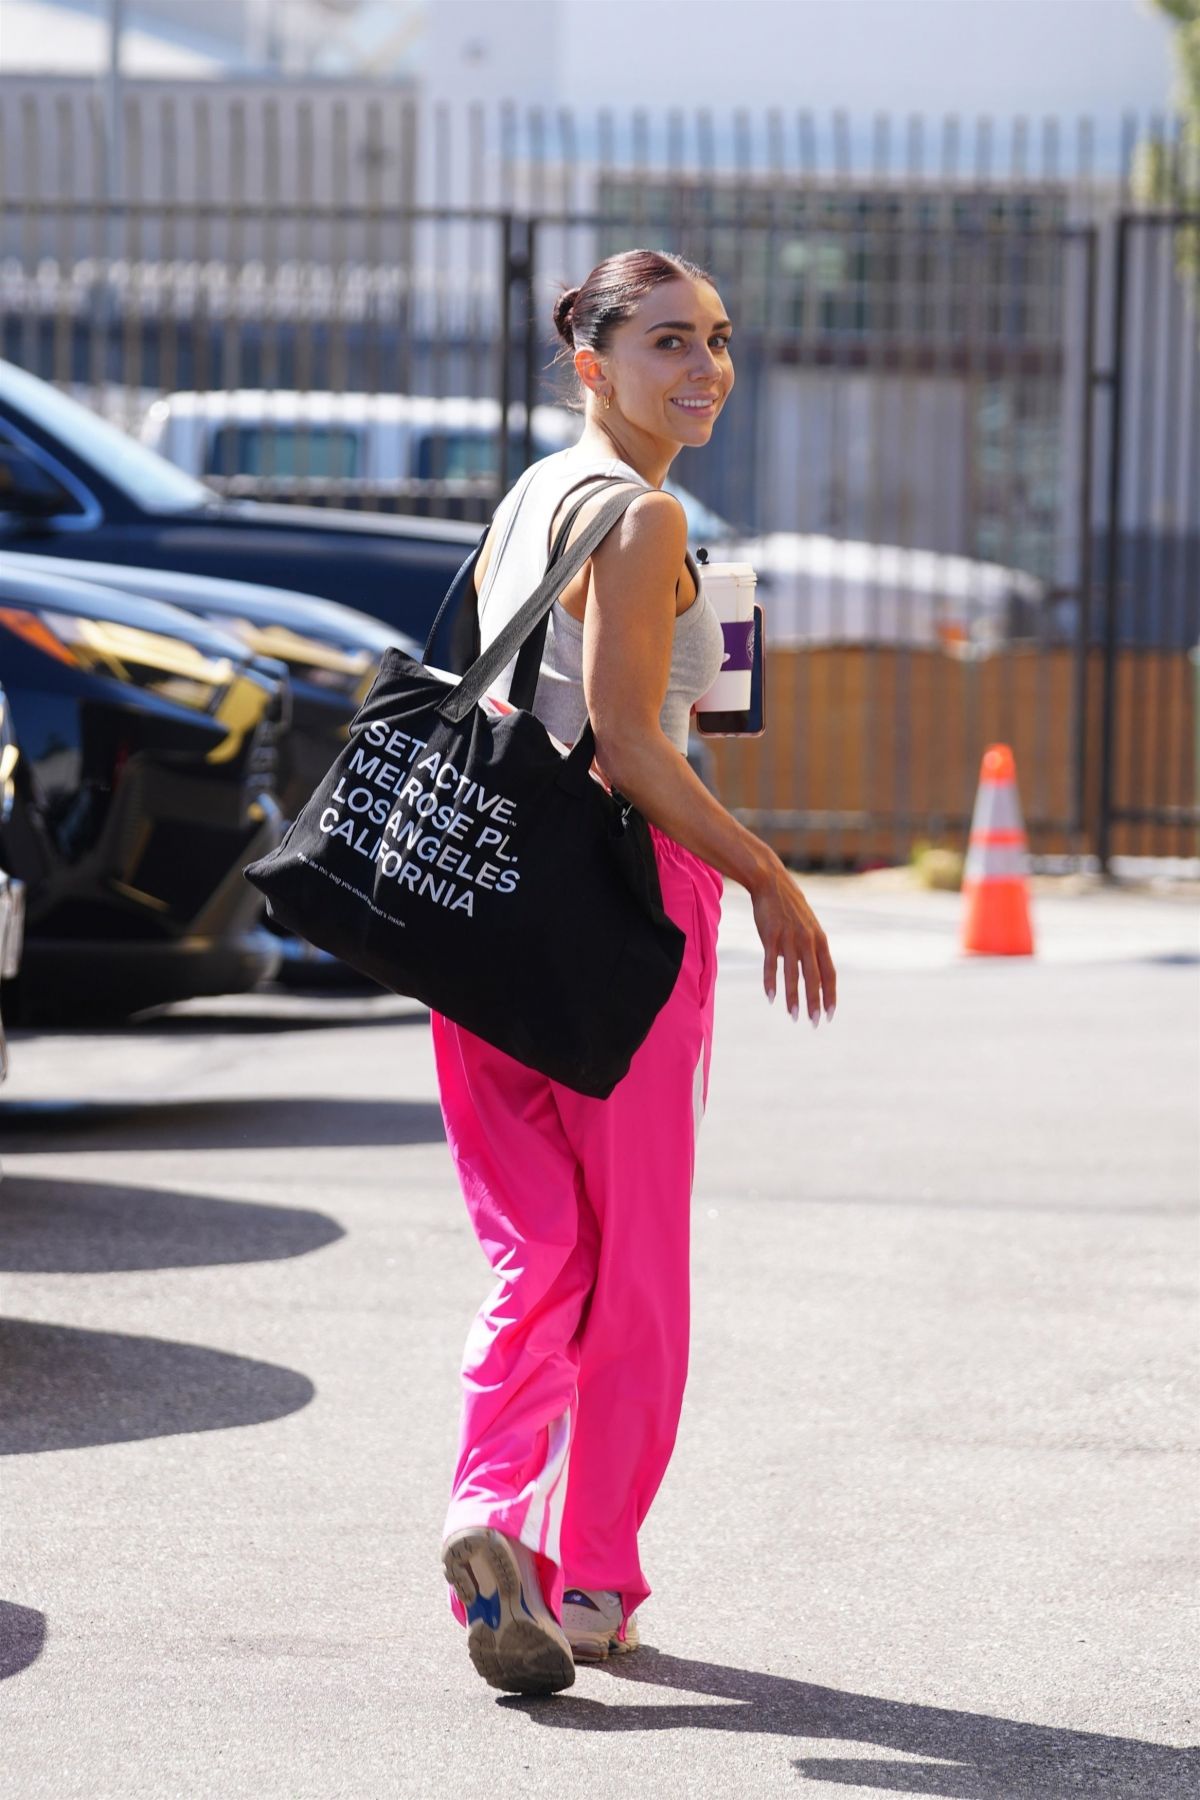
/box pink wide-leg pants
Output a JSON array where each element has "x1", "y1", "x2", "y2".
[{"x1": 430, "y1": 823, "x2": 723, "y2": 1633}]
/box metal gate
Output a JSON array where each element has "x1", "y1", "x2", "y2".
[{"x1": 1097, "y1": 211, "x2": 1200, "y2": 866}]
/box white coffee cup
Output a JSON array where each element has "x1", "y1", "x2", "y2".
[{"x1": 695, "y1": 562, "x2": 758, "y2": 713}]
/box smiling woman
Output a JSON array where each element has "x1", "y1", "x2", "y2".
[
  {"x1": 550, "y1": 247, "x2": 734, "y2": 437},
  {"x1": 430, "y1": 249, "x2": 837, "y2": 1698}
]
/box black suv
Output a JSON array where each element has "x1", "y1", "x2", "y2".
[{"x1": 0, "y1": 561, "x2": 286, "y2": 1023}]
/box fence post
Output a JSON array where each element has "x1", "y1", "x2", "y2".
[
  {"x1": 1072, "y1": 225, "x2": 1098, "y2": 848},
  {"x1": 1097, "y1": 211, "x2": 1129, "y2": 875},
  {"x1": 497, "y1": 212, "x2": 514, "y2": 495},
  {"x1": 521, "y1": 216, "x2": 538, "y2": 478},
  {"x1": 497, "y1": 213, "x2": 535, "y2": 494}
]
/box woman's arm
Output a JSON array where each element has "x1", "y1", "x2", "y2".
[{"x1": 583, "y1": 491, "x2": 836, "y2": 1024}]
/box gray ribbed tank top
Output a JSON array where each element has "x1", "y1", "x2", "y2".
[{"x1": 476, "y1": 450, "x2": 725, "y2": 755}]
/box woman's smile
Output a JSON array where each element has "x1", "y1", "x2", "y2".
[{"x1": 669, "y1": 394, "x2": 720, "y2": 416}]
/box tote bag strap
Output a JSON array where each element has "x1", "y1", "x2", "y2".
[
  {"x1": 421, "y1": 472, "x2": 638, "y2": 671},
  {"x1": 421, "y1": 522, "x2": 488, "y2": 666},
  {"x1": 547, "y1": 471, "x2": 640, "y2": 564},
  {"x1": 508, "y1": 474, "x2": 635, "y2": 708},
  {"x1": 438, "y1": 482, "x2": 646, "y2": 726}
]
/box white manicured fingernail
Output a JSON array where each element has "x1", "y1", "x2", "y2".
[
  {"x1": 825, "y1": 1004, "x2": 836, "y2": 1023},
  {"x1": 767, "y1": 986, "x2": 776, "y2": 1005},
  {"x1": 789, "y1": 1002, "x2": 799, "y2": 1022},
  {"x1": 809, "y1": 1009, "x2": 820, "y2": 1029}
]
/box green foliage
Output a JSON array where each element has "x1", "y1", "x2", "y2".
[{"x1": 1135, "y1": 1, "x2": 1200, "y2": 279}]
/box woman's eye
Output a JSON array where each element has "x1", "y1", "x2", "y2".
[{"x1": 655, "y1": 333, "x2": 732, "y2": 351}]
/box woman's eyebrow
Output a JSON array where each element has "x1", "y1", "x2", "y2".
[{"x1": 644, "y1": 318, "x2": 734, "y2": 334}]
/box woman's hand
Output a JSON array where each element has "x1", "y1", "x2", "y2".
[{"x1": 751, "y1": 856, "x2": 837, "y2": 1025}]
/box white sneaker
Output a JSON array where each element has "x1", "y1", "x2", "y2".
[
  {"x1": 561, "y1": 1587, "x2": 641, "y2": 1662},
  {"x1": 442, "y1": 1528, "x2": 575, "y2": 1695}
]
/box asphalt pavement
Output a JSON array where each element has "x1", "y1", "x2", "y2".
[{"x1": 1, "y1": 875, "x2": 1197, "y2": 1800}]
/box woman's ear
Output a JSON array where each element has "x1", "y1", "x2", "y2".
[{"x1": 574, "y1": 347, "x2": 605, "y2": 398}]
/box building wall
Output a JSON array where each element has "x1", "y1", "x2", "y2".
[{"x1": 0, "y1": 74, "x2": 420, "y2": 260}]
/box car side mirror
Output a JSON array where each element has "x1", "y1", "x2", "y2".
[{"x1": 0, "y1": 445, "x2": 77, "y2": 521}]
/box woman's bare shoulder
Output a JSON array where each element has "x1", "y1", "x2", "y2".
[
  {"x1": 551, "y1": 486, "x2": 689, "y2": 622},
  {"x1": 591, "y1": 488, "x2": 689, "y2": 588},
  {"x1": 556, "y1": 483, "x2": 685, "y2": 563}
]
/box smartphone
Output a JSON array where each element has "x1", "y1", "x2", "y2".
[{"x1": 695, "y1": 603, "x2": 766, "y2": 737}]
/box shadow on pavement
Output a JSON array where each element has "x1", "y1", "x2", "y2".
[
  {"x1": 0, "y1": 1174, "x2": 344, "y2": 1273},
  {"x1": 507, "y1": 1648, "x2": 1198, "y2": 1797},
  {"x1": 0, "y1": 1319, "x2": 314, "y2": 1454},
  {"x1": 129, "y1": 1004, "x2": 431, "y2": 1036},
  {"x1": 0, "y1": 1603, "x2": 45, "y2": 1681},
  {"x1": 0, "y1": 1096, "x2": 445, "y2": 1152},
  {"x1": 6, "y1": 1003, "x2": 427, "y2": 1043}
]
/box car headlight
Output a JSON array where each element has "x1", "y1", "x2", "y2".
[
  {"x1": 202, "y1": 614, "x2": 377, "y2": 700},
  {"x1": 0, "y1": 605, "x2": 277, "y2": 767},
  {"x1": 0, "y1": 606, "x2": 236, "y2": 712}
]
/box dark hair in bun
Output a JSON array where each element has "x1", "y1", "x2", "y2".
[
  {"x1": 552, "y1": 286, "x2": 580, "y2": 346},
  {"x1": 550, "y1": 249, "x2": 715, "y2": 407}
]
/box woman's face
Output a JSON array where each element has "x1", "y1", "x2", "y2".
[{"x1": 579, "y1": 275, "x2": 735, "y2": 450}]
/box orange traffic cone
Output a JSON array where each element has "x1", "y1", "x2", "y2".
[{"x1": 960, "y1": 744, "x2": 1035, "y2": 956}]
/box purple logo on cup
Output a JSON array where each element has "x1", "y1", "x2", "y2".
[{"x1": 720, "y1": 619, "x2": 756, "y2": 673}]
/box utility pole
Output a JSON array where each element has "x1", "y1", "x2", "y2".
[{"x1": 106, "y1": 0, "x2": 125, "y2": 204}]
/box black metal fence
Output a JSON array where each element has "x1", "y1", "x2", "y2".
[
  {"x1": 0, "y1": 85, "x2": 1197, "y2": 866},
  {"x1": 1098, "y1": 210, "x2": 1200, "y2": 864}
]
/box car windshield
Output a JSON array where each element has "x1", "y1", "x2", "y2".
[{"x1": 0, "y1": 362, "x2": 214, "y2": 512}]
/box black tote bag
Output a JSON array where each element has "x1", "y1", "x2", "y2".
[{"x1": 243, "y1": 484, "x2": 686, "y2": 1098}]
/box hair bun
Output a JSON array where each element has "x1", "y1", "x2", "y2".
[{"x1": 552, "y1": 286, "x2": 580, "y2": 346}]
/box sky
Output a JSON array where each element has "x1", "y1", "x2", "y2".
[{"x1": 552, "y1": 0, "x2": 1178, "y2": 120}]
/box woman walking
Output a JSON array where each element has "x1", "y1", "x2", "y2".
[{"x1": 434, "y1": 249, "x2": 837, "y2": 1695}]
